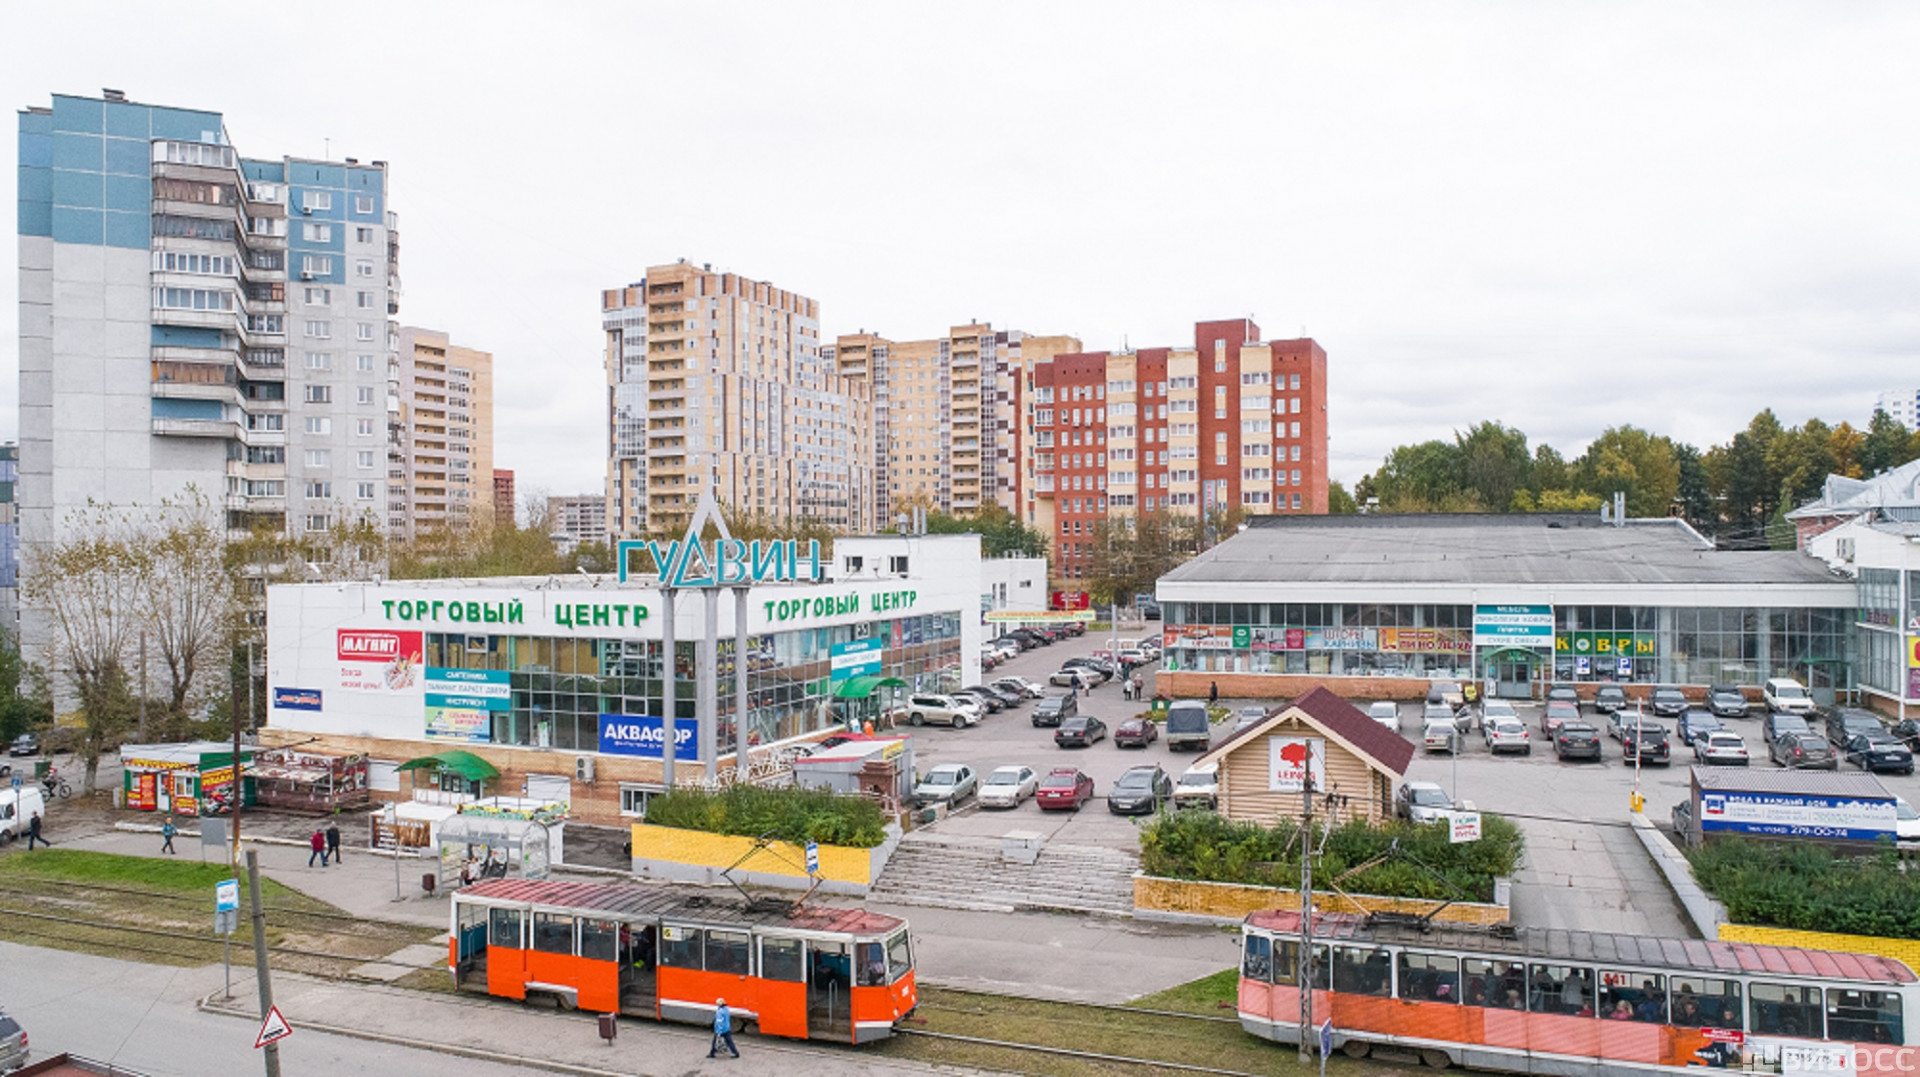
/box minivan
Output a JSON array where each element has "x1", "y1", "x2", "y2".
[
  {"x1": 1165, "y1": 700, "x2": 1212, "y2": 752},
  {"x1": 1031, "y1": 692, "x2": 1079, "y2": 727},
  {"x1": 1764, "y1": 678, "x2": 1817, "y2": 715}
]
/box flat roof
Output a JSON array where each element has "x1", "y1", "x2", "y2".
[
  {"x1": 1162, "y1": 514, "x2": 1849, "y2": 590},
  {"x1": 1691, "y1": 764, "x2": 1892, "y2": 799}
]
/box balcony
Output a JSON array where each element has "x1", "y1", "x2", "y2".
[{"x1": 154, "y1": 416, "x2": 240, "y2": 439}]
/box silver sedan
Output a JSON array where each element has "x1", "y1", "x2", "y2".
[{"x1": 978, "y1": 765, "x2": 1039, "y2": 808}]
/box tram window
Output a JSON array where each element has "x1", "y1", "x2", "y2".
[
  {"x1": 1398, "y1": 953, "x2": 1460, "y2": 1004},
  {"x1": 659, "y1": 925, "x2": 704, "y2": 969},
  {"x1": 1670, "y1": 977, "x2": 1741, "y2": 1029},
  {"x1": 1332, "y1": 947, "x2": 1393, "y2": 998},
  {"x1": 1463, "y1": 958, "x2": 1527, "y2": 1010},
  {"x1": 1529, "y1": 965, "x2": 1595, "y2": 1016},
  {"x1": 1599, "y1": 971, "x2": 1666, "y2": 1024},
  {"x1": 532, "y1": 913, "x2": 575, "y2": 955},
  {"x1": 1751, "y1": 983, "x2": 1823, "y2": 1039},
  {"x1": 856, "y1": 941, "x2": 887, "y2": 986},
  {"x1": 886, "y1": 931, "x2": 913, "y2": 983},
  {"x1": 1271, "y1": 942, "x2": 1330, "y2": 989},
  {"x1": 705, "y1": 930, "x2": 751, "y2": 976},
  {"x1": 1244, "y1": 936, "x2": 1274, "y2": 982},
  {"x1": 488, "y1": 907, "x2": 522, "y2": 949},
  {"x1": 761, "y1": 937, "x2": 804, "y2": 983},
  {"x1": 1828, "y1": 988, "x2": 1902, "y2": 1044},
  {"x1": 579, "y1": 918, "x2": 618, "y2": 963}
]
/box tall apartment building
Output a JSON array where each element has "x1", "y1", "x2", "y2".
[
  {"x1": 602, "y1": 262, "x2": 873, "y2": 538},
  {"x1": 1034, "y1": 320, "x2": 1327, "y2": 580},
  {"x1": 492, "y1": 469, "x2": 516, "y2": 527},
  {"x1": 390, "y1": 327, "x2": 493, "y2": 539},
  {"x1": 0, "y1": 445, "x2": 17, "y2": 626},
  {"x1": 547, "y1": 495, "x2": 608, "y2": 552},
  {"x1": 18, "y1": 90, "x2": 399, "y2": 576},
  {"x1": 1875, "y1": 389, "x2": 1920, "y2": 433},
  {"x1": 825, "y1": 326, "x2": 1080, "y2": 520}
]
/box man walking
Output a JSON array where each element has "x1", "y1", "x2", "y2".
[
  {"x1": 1209, "y1": 681, "x2": 1219, "y2": 706},
  {"x1": 160, "y1": 815, "x2": 177, "y2": 855},
  {"x1": 308, "y1": 828, "x2": 328, "y2": 867},
  {"x1": 325, "y1": 819, "x2": 342, "y2": 866},
  {"x1": 708, "y1": 997, "x2": 740, "y2": 1059},
  {"x1": 26, "y1": 812, "x2": 47, "y2": 850}
]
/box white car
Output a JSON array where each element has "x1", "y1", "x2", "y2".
[
  {"x1": 901, "y1": 694, "x2": 981, "y2": 728},
  {"x1": 992, "y1": 676, "x2": 1045, "y2": 700},
  {"x1": 1763, "y1": 677, "x2": 1818, "y2": 715},
  {"x1": 1367, "y1": 701, "x2": 1399, "y2": 730},
  {"x1": 1397, "y1": 780, "x2": 1454, "y2": 823},
  {"x1": 978, "y1": 765, "x2": 1039, "y2": 809},
  {"x1": 1422, "y1": 719, "x2": 1458, "y2": 753},
  {"x1": 1481, "y1": 700, "x2": 1519, "y2": 724},
  {"x1": 1897, "y1": 797, "x2": 1920, "y2": 846},
  {"x1": 1174, "y1": 762, "x2": 1219, "y2": 810},
  {"x1": 914, "y1": 763, "x2": 977, "y2": 804},
  {"x1": 1048, "y1": 668, "x2": 1098, "y2": 690},
  {"x1": 1483, "y1": 717, "x2": 1531, "y2": 755}
]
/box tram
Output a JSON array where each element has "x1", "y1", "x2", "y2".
[
  {"x1": 450, "y1": 879, "x2": 916, "y2": 1043},
  {"x1": 1240, "y1": 909, "x2": 1920, "y2": 1075}
]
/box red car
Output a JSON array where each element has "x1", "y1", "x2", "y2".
[
  {"x1": 1114, "y1": 717, "x2": 1159, "y2": 748},
  {"x1": 1036, "y1": 767, "x2": 1095, "y2": 811}
]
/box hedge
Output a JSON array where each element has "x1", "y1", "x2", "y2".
[
  {"x1": 1688, "y1": 837, "x2": 1920, "y2": 938},
  {"x1": 642, "y1": 784, "x2": 889, "y2": 849},
  {"x1": 1139, "y1": 810, "x2": 1524, "y2": 903}
]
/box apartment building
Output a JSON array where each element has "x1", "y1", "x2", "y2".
[
  {"x1": 1034, "y1": 320, "x2": 1328, "y2": 580},
  {"x1": 825, "y1": 326, "x2": 1080, "y2": 519},
  {"x1": 390, "y1": 327, "x2": 494, "y2": 540},
  {"x1": 547, "y1": 495, "x2": 608, "y2": 553},
  {"x1": 493, "y1": 469, "x2": 516, "y2": 527},
  {"x1": 602, "y1": 262, "x2": 873, "y2": 538},
  {"x1": 1875, "y1": 389, "x2": 1920, "y2": 433}
]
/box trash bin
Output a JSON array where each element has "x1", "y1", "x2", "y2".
[
  {"x1": 421, "y1": 872, "x2": 437, "y2": 895},
  {"x1": 598, "y1": 1013, "x2": 618, "y2": 1043}
]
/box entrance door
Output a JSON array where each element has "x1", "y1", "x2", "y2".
[
  {"x1": 1806, "y1": 664, "x2": 1838, "y2": 708},
  {"x1": 1488, "y1": 656, "x2": 1536, "y2": 699},
  {"x1": 807, "y1": 940, "x2": 852, "y2": 1041},
  {"x1": 453, "y1": 902, "x2": 488, "y2": 991}
]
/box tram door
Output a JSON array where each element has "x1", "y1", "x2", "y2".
[
  {"x1": 618, "y1": 922, "x2": 657, "y2": 1012},
  {"x1": 807, "y1": 940, "x2": 852, "y2": 1039},
  {"x1": 452, "y1": 902, "x2": 488, "y2": 990}
]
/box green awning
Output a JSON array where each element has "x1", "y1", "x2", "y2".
[
  {"x1": 395, "y1": 750, "x2": 499, "y2": 782},
  {"x1": 833, "y1": 675, "x2": 909, "y2": 700}
]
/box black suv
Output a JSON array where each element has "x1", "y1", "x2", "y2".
[
  {"x1": 1622, "y1": 723, "x2": 1671, "y2": 765},
  {"x1": 1031, "y1": 693, "x2": 1079, "y2": 727},
  {"x1": 1826, "y1": 707, "x2": 1885, "y2": 749}
]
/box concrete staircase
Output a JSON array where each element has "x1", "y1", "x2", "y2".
[{"x1": 868, "y1": 830, "x2": 1138, "y2": 916}]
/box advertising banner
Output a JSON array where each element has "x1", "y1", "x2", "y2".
[
  {"x1": 1448, "y1": 811, "x2": 1483, "y2": 843},
  {"x1": 271, "y1": 687, "x2": 323, "y2": 712},
  {"x1": 1473, "y1": 605, "x2": 1555, "y2": 648},
  {"x1": 1909, "y1": 636, "x2": 1920, "y2": 667},
  {"x1": 830, "y1": 638, "x2": 885, "y2": 682},
  {"x1": 1304, "y1": 627, "x2": 1376, "y2": 651},
  {"x1": 1377, "y1": 627, "x2": 1472, "y2": 653},
  {"x1": 1249, "y1": 627, "x2": 1306, "y2": 652},
  {"x1": 1698, "y1": 791, "x2": 1896, "y2": 841},
  {"x1": 1050, "y1": 591, "x2": 1091, "y2": 611},
  {"x1": 1908, "y1": 667, "x2": 1920, "y2": 701},
  {"x1": 1557, "y1": 632, "x2": 1657, "y2": 658},
  {"x1": 984, "y1": 609, "x2": 1096, "y2": 623},
  {"x1": 425, "y1": 706, "x2": 492, "y2": 743},
  {"x1": 1268, "y1": 737, "x2": 1325, "y2": 793},
  {"x1": 425, "y1": 668, "x2": 511, "y2": 710},
  {"x1": 337, "y1": 629, "x2": 424, "y2": 694},
  {"x1": 598, "y1": 714, "x2": 700, "y2": 761},
  {"x1": 1163, "y1": 624, "x2": 1237, "y2": 650}
]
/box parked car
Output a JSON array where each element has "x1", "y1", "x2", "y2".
[
  {"x1": 1827, "y1": 707, "x2": 1887, "y2": 749},
  {"x1": 1554, "y1": 721, "x2": 1604, "y2": 761},
  {"x1": 1696, "y1": 731, "x2": 1750, "y2": 766},
  {"x1": 1427, "y1": 680, "x2": 1466, "y2": 711},
  {"x1": 1898, "y1": 797, "x2": 1920, "y2": 847},
  {"x1": 0, "y1": 1010, "x2": 25, "y2": 1074},
  {"x1": 1235, "y1": 705, "x2": 1268, "y2": 731},
  {"x1": 993, "y1": 676, "x2": 1045, "y2": 700},
  {"x1": 1542, "y1": 700, "x2": 1580, "y2": 736},
  {"x1": 1593, "y1": 683, "x2": 1629, "y2": 714},
  {"x1": 1677, "y1": 709, "x2": 1722, "y2": 747},
  {"x1": 1054, "y1": 715, "x2": 1109, "y2": 748},
  {"x1": 978, "y1": 765, "x2": 1039, "y2": 809},
  {"x1": 1061, "y1": 657, "x2": 1114, "y2": 683},
  {"x1": 902, "y1": 694, "x2": 980, "y2": 728},
  {"x1": 1165, "y1": 700, "x2": 1213, "y2": 752},
  {"x1": 1895, "y1": 718, "x2": 1920, "y2": 753},
  {"x1": 1035, "y1": 767, "x2": 1095, "y2": 811},
  {"x1": 1396, "y1": 780, "x2": 1454, "y2": 823},
  {"x1": 1650, "y1": 687, "x2": 1689, "y2": 718},
  {"x1": 979, "y1": 683, "x2": 1028, "y2": 708},
  {"x1": 1546, "y1": 685, "x2": 1581, "y2": 710},
  {"x1": 1763, "y1": 709, "x2": 1812, "y2": 743},
  {"x1": 1708, "y1": 684, "x2": 1751, "y2": 719},
  {"x1": 1117, "y1": 648, "x2": 1151, "y2": 666},
  {"x1": 1481, "y1": 700, "x2": 1520, "y2": 726},
  {"x1": 1845, "y1": 732, "x2": 1915, "y2": 775},
  {"x1": 1422, "y1": 718, "x2": 1459, "y2": 754},
  {"x1": 1031, "y1": 693, "x2": 1079, "y2": 727},
  {"x1": 1621, "y1": 723, "x2": 1671, "y2": 765},
  {"x1": 1108, "y1": 765, "x2": 1174, "y2": 816},
  {"x1": 913, "y1": 763, "x2": 977, "y2": 804},
  {"x1": 1608, "y1": 708, "x2": 1652, "y2": 740},
  {"x1": 6, "y1": 734, "x2": 37, "y2": 757},
  {"x1": 1767, "y1": 731, "x2": 1838, "y2": 770},
  {"x1": 1173, "y1": 762, "x2": 1219, "y2": 810},
  {"x1": 951, "y1": 687, "x2": 1003, "y2": 714},
  {"x1": 1424, "y1": 702, "x2": 1467, "y2": 736},
  {"x1": 1368, "y1": 701, "x2": 1399, "y2": 730},
  {"x1": 1048, "y1": 668, "x2": 1099, "y2": 690},
  {"x1": 1763, "y1": 677, "x2": 1817, "y2": 715},
  {"x1": 1483, "y1": 717, "x2": 1531, "y2": 755},
  {"x1": 977, "y1": 647, "x2": 1001, "y2": 671},
  {"x1": 1114, "y1": 716, "x2": 1160, "y2": 748}
]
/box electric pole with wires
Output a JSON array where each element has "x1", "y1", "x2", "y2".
[{"x1": 1297, "y1": 767, "x2": 1315, "y2": 1065}]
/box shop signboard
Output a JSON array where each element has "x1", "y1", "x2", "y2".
[
  {"x1": 1163, "y1": 624, "x2": 1237, "y2": 650},
  {"x1": 425, "y1": 707, "x2": 492, "y2": 743},
  {"x1": 597, "y1": 714, "x2": 700, "y2": 761},
  {"x1": 1909, "y1": 667, "x2": 1920, "y2": 701},
  {"x1": 984, "y1": 610, "x2": 1096, "y2": 623},
  {"x1": 271, "y1": 687, "x2": 323, "y2": 712},
  {"x1": 615, "y1": 535, "x2": 823, "y2": 588},
  {"x1": 1472, "y1": 605, "x2": 1554, "y2": 648},
  {"x1": 337, "y1": 629, "x2": 424, "y2": 694},
  {"x1": 1378, "y1": 627, "x2": 1472, "y2": 653},
  {"x1": 1050, "y1": 591, "x2": 1092, "y2": 611},
  {"x1": 1268, "y1": 737, "x2": 1325, "y2": 793},
  {"x1": 1304, "y1": 627, "x2": 1376, "y2": 651},
  {"x1": 830, "y1": 638, "x2": 885, "y2": 682},
  {"x1": 1698, "y1": 791, "x2": 1896, "y2": 841},
  {"x1": 1249, "y1": 627, "x2": 1306, "y2": 651},
  {"x1": 1909, "y1": 636, "x2": 1920, "y2": 667},
  {"x1": 1556, "y1": 632, "x2": 1657, "y2": 657},
  {"x1": 426, "y1": 668, "x2": 511, "y2": 710}
]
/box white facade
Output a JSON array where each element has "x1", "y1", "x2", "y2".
[{"x1": 1876, "y1": 389, "x2": 1920, "y2": 433}]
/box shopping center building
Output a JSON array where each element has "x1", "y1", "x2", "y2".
[
  {"x1": 1153, "y1": 513, "x2": 1857, "y2": 703},
  {"x1": 262, "y1": 531, "x2": 994, "y2": 826}
]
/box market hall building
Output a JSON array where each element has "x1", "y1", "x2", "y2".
[
  {"x1": 260, "y1": 534, "x2": 992, "y2": 827},
  {"x1": 1153, "y1": 514, "x2": 1856, "y2": 703}
]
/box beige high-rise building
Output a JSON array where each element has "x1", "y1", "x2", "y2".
[
  {"x1": 826, "y1": 326, "x2": 1080, "y2": 520},
  {"x1": 603, "y1": 262, "x2": 874, "y2": 538},
  {"x1": 391, "y1": 327, "x2": 494, "y2": 539}
]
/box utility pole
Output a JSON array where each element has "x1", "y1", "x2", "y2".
[
  {"x1": 1298, "y1": 769, "x2": 1315, "y2": 1065},
  {"x1": 246, "y1": 850, "x2": 282, "y2": 1077}
]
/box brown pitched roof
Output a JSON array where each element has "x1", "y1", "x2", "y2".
[{"x1": 1197, "y1": 685, "x2": 1413, "y2": 777}]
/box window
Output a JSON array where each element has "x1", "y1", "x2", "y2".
[
  {"x1": 1332, "y1": 947, "x2": 1394, "y2": 998},
  {"x1": 304, "y1": 286, "x2": 331, "y2": 305},
  {"x1": 305, "y1": 513, "x2": 329, "y2": 532},
  {"x1": 356, "y1": 260, "x2": 375, "y2": 278},
  {"x1": 355, "y1": 226, "x2": 374, "y2": 244},
  {"x1": 704, "y1": 929, "x2": 751, "y2": 975},
  {"x1": 356, "y1": 291, "x2": 376, "y2": 309},
  {"x1": 301, "y1": 190, "x2": 332, "y2": 212},
  {"x1": 1599, "y1": 971, "x2": 1666, "y2": 1024},
  {"x1": 300, "y1": 255, "x2": 333, "y2": 277},
  {"x1": 579, "y1": 918, "x2": 618, "y2": 963},
  {"x1": 305, "y1": 352, "x2": 332, "y2": 370},
  {"x1": 1241, "y1": 371, "x2": 1270, "y2": 386},
  {"x1": 1243, "y1": 468, "x2": 1271, "y2": 481},
  {"x1": 1243, "y1": 444, "x2": 1270, "y2": 457},
  {"x1": 356, "y1": 387, "x2": 377, "y2": 406},
  {"x1": 886, "y1": 931, "x2": 913, "y2": 982},
  {"x1": 304, "y1": 418, "x2": 331, "y2": 436},
  {"x1": 619, "y1": 783, "x2": 665, "y2": 817},
  {"x1": 353, "y1": 418, "x2": 374, "y2": 437},
  {"x1": 659, "y1": 925, "x2": 703, "y2": 968},
  {"x1": 246, "y1": 314, "x2": 283, "y2": 334},
  {"x1": 304, "y1": 449, "x2": 331, "y2": 468},
  {"x1": 1243, "y1": 936, "x2": 1275, "y2": 982},
  {"x1": 304, "y1": 320, "x2": 332, "y2": 339},
  {"x1": 301, "y1": 222, "x2": 332, "y2": 242},
  {"x1": 354, "y1": 194, "x2": 374, "y2": 214},
  {"x1": 1292, "y1": 397, "x2": 1302, "y2": 414},
  {"x1": 1670, "y1": 977, "x2": 1741, "y2": 1029},
  {"x1": 1750, "y1": 983, "x2": 1821, "y2": 1038},
  {"x1": 1241, "y1": 419, "x2": 1271, "y2": 434},
  {"x1": 356, "y1": 323, "x2": 376, "y2": 341},
  {"x1": 356, "y1": 482, "x2": 376, "y2": 500},
  {"x1": 761, "y1": 937, "x2": 805, "y2": 982},
  {"x1": 1828, "y1": 987, "x2": 1903, "y2": 1044},
  {"x1": 356, "y1": 450, "x2": 376, "y2": 469},
  {"x1": 529, "y1": 913, "x2": 573, "y2": 955},
  {"x1": 1242, "y1": 395, "x2": 1270, "y2": 411},
  {"x1": 1525, "y1": 964, "x2": 1595, "y2": 1015},
  {"x1": 357, "y1": 354, "x2": 377, "y2": 372},
  {"x1": 305, "y1": 385, "x2": 332, "y2": 404},
  {"x1": 304, "y1": 481, "x2": 332, "y2": 500},
  {"x1": 1290, "y1": 374, "x2": 1300, "y2": 389},
  {"x1": 1291, "y1": 422, "x2": 1301, "y2": 437},
  {"x1": 1398, "y1": 952, "x2": 1460, "y2": 1003},
  {"x1": 488, "y1": 907, "x2": 521, "y2": 949},
  {"x1": 152, "y1": 286, "x2": 235, "y2": 311}
]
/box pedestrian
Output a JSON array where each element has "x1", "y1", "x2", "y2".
[
  {"x1": 308, "y1": 828, "x2": 328, "y2": 867},
  {"x1": 325, "y1": 819, "x2": 342, "y2": 866},
  {"x1": 1209, "y1": 681, "x2": 1219, "y2": 706},
  {"x1": 26, "y1": 811, "x2": 47, "y2": 850},
  {"x1": 708, "y1": 997, "x2": 740, "y2": 1059},
  {"x1": 160, "y1": 815, "x2": 177, "y2": 855},
  {"x1": 1132, "y1": 672, "x2": 1143, "y2": 699}
]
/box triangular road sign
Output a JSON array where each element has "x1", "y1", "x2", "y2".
[{"x1": 255, "y1": 1005, "x2": 292, "y2": 1049}]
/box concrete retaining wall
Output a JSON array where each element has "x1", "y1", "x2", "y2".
[
  {"x1": 628, "y1": 821, "x2": 900, "y2": 896},
  {"x1": 1629, "y1": 813, "x2": 1727, "y2": 939},
  {"x1": 1132, "y1": 873, "x2": 1508, "y2": 925}
]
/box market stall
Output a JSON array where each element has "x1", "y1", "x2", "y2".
[
  {"x1": 251, "y1": 748, "x2": 369, "y2": 812},
  {"x1": 119, "y1": 742, "x2": 256, "y2": 816}
]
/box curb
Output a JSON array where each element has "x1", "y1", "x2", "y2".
[{"x1": 1629, "y1": 813, "x2": 1727, "y2": 939}]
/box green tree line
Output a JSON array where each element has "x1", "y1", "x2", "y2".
[{"x1": 1350, "y1": 410, "x2": 1920, "y2": 548}]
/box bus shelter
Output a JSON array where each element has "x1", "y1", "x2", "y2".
[{"x1": 439, "y1": 814, "x2": 552, "y2": 889}]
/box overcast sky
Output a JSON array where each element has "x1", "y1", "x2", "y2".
[{"x1": 5, "y1": 3, "x2": 1917, "y2": 503}]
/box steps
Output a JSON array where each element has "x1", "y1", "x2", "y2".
[{"x1": 868, "y1": 830, "x2": 1138, "y2": 916}]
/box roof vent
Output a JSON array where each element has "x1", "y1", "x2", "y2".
[{"x1": 102, "y1": 88, "x2": 126, "y2": 102}]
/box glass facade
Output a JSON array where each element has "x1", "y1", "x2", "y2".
[{"x1": 420, "y1": 612, "x2": 963, "y2": 752}]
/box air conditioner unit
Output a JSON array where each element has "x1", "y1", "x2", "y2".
[
  {"x1": 300, "y1": 271, "x2": 313, "y2": 281},
  {"x1": 299, "y1": 205, "x2": 311, "y2": 215},
  {"x1": 574, "y1": 756, "x2": 595, "y2": 783}
]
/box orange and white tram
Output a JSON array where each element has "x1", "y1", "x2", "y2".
[
  {"x1": 450, "y1": 879, "x2": 916, "y2": 1043},
  {"x1": 1241, "y1": 910, "x2": 1919, "y2": 1075}
]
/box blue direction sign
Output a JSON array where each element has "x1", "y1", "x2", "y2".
[
  {"x1": 216, "y1": 878, "x2": 240, "y2": 912},
  {"x1": 805, "y1": 840, "x2": 819, "y2": 875}
]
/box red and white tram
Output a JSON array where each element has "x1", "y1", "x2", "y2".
[{"x1": 1241, "y1": 910, "x2": 1918, "y2": 1074}]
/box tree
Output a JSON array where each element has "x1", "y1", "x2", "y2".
[
  {"x1": 1707, "y1": 410, "x2": 1785, "y2": 549},
  {"x1": 1455, "y1": 422, "x2": 1534, "y2": 513},
  {"x1": 1326, "y1": 481, "x2": 1358, "y2": 515},
  {"x1": 0, "y1": 626, "x2": 52, "y2": 745},
  {"x1": 1531, "y1": 444, "x2": 1572, "y2": 495},
  {"x1": 1671, "y1": 443, "x2": 1715, "y2": 534},
  {"x1": 139, "y1": 492, "x2": 240, "y2": 737},
  {"x1": 1085, "y1": 510, "x2": 1196, "y2": 607},
  {"x1": 1859, "y1": 409, "x2": 1919, "y2": 477},
  {"x1": 925, "y1": 503, "x2": 1050, "y2": 559},
  {"x1": 1575, "y1": 425, "x2": 1680, "y2": 518},
  {"x1": 1362, "y1": 440, "x2": 1474, "y2": 512}
]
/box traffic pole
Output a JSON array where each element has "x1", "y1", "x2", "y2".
[{"x1": 246, "y1": 850, "x2": 282, "y2": 1077}]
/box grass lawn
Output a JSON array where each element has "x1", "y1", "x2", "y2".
[{"x1": 1127, "y1": 966, "x2": 1242, "y2": 1016}]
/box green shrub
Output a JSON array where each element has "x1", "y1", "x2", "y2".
[
  {"x1": 1138, "y1": 811, "x2": 1524, "y2": 903},
  {"x1": 642, "y1": 784, "x2": 889, "y2": 849},
  {"x1": 1688, "y1": 837, "x2": 1920, "y2": 938}
]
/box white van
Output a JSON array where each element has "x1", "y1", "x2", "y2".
[
  {"x1": 0, "y1": 786, "x2": 47, "y2": 843},
  {"x1": 1763, "y1": 677, "x2": 1817, "y2": 715}
]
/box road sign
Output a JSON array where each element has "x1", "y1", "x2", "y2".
[
  {"x1": 254, "y1": 1005, "x2": 292, "y2": 1048},
  {"x1": 216, "y1": 878, "x2": 240, "y2": 912},
  {"x1": 1318, "y1": 1017, "x2": 1334, "y2": 1067},
  {"x1": 8, "y1": 776, "x2": 17, "y2": 789},
  {"x1": 1448, "y1": 811, "x2": 1483, "y2": 844},
  {"x1": 805, "y1": 840, "x2": 819, "y2": 875},
  {"x1": 214, "y1": 908, "x2": 238, "y2": 935}
]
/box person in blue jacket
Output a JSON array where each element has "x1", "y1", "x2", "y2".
[{"x1": 708, "y1": 998, "x2": 739, "y2": 1059}]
